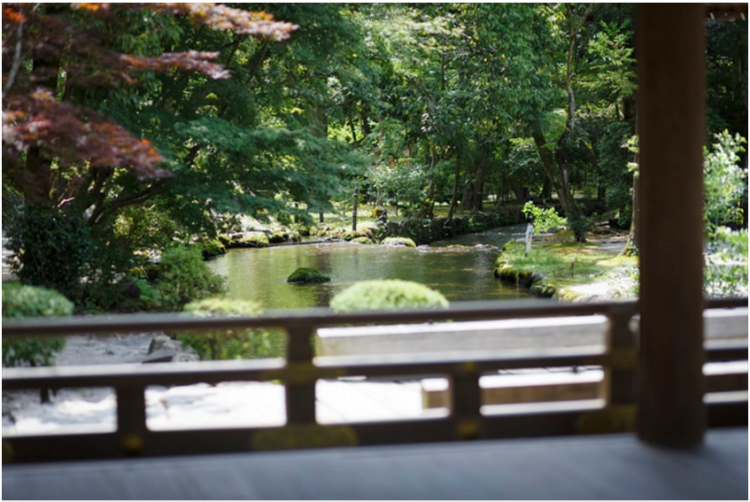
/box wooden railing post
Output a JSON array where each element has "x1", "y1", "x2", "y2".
[
  {"x1": 116, "y1": 385, "x2": 147, "y2": 456},
  {"x1": 606, "y1": 306, "x2": 638, "y2": 408},
  {"x1": 284, "y1": 322, "x2": 317, "y2": 424},
  {"x1": 452, "y1": 363, "x2": 483, "y2": 440}
]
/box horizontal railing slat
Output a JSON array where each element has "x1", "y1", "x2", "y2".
[
  {"x1": 2, "y1": 350, "x2": 607, "y2": 390},
  {"x1": 2, "y1": 299, "x2": 638, "y2": 337}
]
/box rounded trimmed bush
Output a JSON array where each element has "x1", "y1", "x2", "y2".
[
  {"x1": 2, "y1": 283, "x2": 72, "y2": 366},
  {"x1": 330, "y1": 280, "x2": 449, "y2": 312},
  {"x1": 178, "y1": 298, "x2": 285, "y2": 360},
  {"x1": 287, "y1": 267, "x2": 331, "y2": 284}
]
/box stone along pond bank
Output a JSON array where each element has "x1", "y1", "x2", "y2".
[
  {"x1": 210, "y1": 199, "x2": 607, "y2": 256},
  {"x1": 214, "y1": 206, "x2": 528, "y2": 255}
]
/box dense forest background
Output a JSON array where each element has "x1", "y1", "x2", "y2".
[{"x1": 2, "y1": 3, "x2": 747, "y2": 309}]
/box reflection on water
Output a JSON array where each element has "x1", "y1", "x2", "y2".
[{"x1": 208, "y1": 224, "x2": 528, "y2": 310}]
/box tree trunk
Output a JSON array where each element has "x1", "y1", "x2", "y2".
[
  {"x1": 419, "y1": 180, "x2": 436, "y2": 219},
  {"x1": 509, "y1": 181, "x2": 528, "y2": 203},
  {"x1": 352, "y1": 187, "x2": 359, "y2": 231},
  {"x1": 623, "y1": 102, "x2": 640, "y2": 256},
  {"x1": 532, "y1": 126, "x2": 586, "y2": 242},
  {"x1": 447, "y1": 153, "x2": 461, "y2": 220},
  {"x1": 582, "y1": 143, "x2": 606, "y2": 203},
  {"x1": 473, "y1": 165, "x2": 484, "y2": 211},
  {"x1": 461, "y1": 182, "x2": 473, "y2": 210},
  {"x1": 21, "y1": 54, "x2": 61, "y2": 206},
  {"x1": 541, "y1": 178, "x2": 552, "y2": 203}
]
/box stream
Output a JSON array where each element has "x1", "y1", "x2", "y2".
[{"x1": 207, "y1": 223, "x2": 528, "y2": 310}]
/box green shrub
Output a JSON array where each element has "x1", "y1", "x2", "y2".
[
  {"x1": 287, "y1": 267, "x2": 331, "y2": 284},
  {"x1": 704, "y1": 131, "x2": 747, "y2": 231},
  {"x1": 130, "y1": 277, "x2": 162, "y2": 311},
  {"x1": 2, "y1": 283, "x2": 72, "y2": 366},
  {"x1": 330, "y1": 280, "x2": 449, "y2": 312},
  {"x1": 178, "y1": 298, "x2": 285, "y2": 360},
  {"x1": 156, "y1": 246, "x2": 226, "y2": 311},
  {"x1": 5, "y1": 205, "x2": 93, "y2": 298},
  {"x1": 382, "y1": 237, "x2": 417, "y2": 248},
  {"x1": 704, "y1": 227, "x2": 748, "y2": 298},
  {"x1": 522, "y1": 202, "x2": 567, "y2": 234}
]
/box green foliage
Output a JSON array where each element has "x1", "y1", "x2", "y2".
[
  {"x1": 330, "y1": 280, "x2": 449, "y2": 312},
  {"x1": 199, "y1": 239, "x2": 226, "y2": 260},
  {"x1": 115, "y1": 205, "x2": 181, "y2": 254},
  {"x1": 582, "y1": 21, "x2": 636, "y2": 103},
  {"x1": 287, "y1": 268, "x2": 331, "y2": 284},
  {"x1": 522, "y1": 202, "x2": 567, "y2": 234},
  {"x1": 178, "y1": 298, "x2": 284, "y2": 360},
  {"x1": 382, "y1": 237, "x2": 417, "y2": 248},
  {"x1": 2, "y1": 283, "x2": 72, "y2": 367},
  {"x1": 5, "y1": 205, "x2": 93, "y2": 298},
  {"x1": 129, "y1": 277, "x2": 163, "y2": 312},
  {"x1": 502, "y1": 138, "x2": 546, "y2": 198},
  {"x1": 703, "y1": 131, "x2": 747, "y2": 232},
  {"x1": 704, "y1": 227, "x2": 748, "y2": 298},
  {"x1": 156, "y1": 247, "x2": 226, "y2": 311}
]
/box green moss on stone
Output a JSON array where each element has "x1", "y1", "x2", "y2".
[
  {"x1": 287, "y1": 267, "x2": 331, "y2": 284},
  {"x1": 382, "y1": 237, "x2": 417, "y2": 248},
  {"x1": 352, "y1": 236, "x2": 374, "y2": 244},
  {"x1": 239, "y1": 232, "x2": 269, "y2": 248}
]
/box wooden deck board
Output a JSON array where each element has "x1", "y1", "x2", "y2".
[{"x1": 3, "y1": 428, "x2": 746, "y2": 499}]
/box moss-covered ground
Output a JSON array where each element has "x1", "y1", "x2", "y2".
[{"x1": 495, "y1": 229, "x2": 638, "y2": 301}]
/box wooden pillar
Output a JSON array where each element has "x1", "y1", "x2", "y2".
[{"x1": 636, "y1": 5, "x2": 706, "y2": 447}]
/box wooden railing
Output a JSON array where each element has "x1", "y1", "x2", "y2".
[{"x1": 2, "y1": 298, "x2": 747, "y2": 464}]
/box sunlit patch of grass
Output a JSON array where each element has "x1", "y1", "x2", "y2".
[{"x1": 497, "y1": 234, "x2": 637, "y2": 288}]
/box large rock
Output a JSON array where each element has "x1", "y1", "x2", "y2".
[{"x1": 145, "y1": 334, "x2": 199, "y2": 363}]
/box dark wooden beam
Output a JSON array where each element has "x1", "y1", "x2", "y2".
[{"x1": 636, "y1": 4, "x2": 707, "y2": 448}]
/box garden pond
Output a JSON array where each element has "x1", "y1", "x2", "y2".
[{"x1": 207, "y1": 223, "x2": 529, "y2": 310}]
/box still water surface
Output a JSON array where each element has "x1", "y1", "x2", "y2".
[{"x1": 208, "y1": 223, "x2": 528, "y2": 310}]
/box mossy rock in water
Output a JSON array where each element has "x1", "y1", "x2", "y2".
[
  {"x1": 343, "y1": 230, "x2": 366, "y2": 241},
  {"x1": 382, "y1": 237, "x2": 417, "y2": 248},
  {"x1": 330, "y1": 280, "x2": 448, "y2": 312},
  {"x1": 287, "y1": 267, "x2": 331, "y2": 284},
  {"x1": 352, "y1": 236, "x2": 374, "y2": 244}
]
